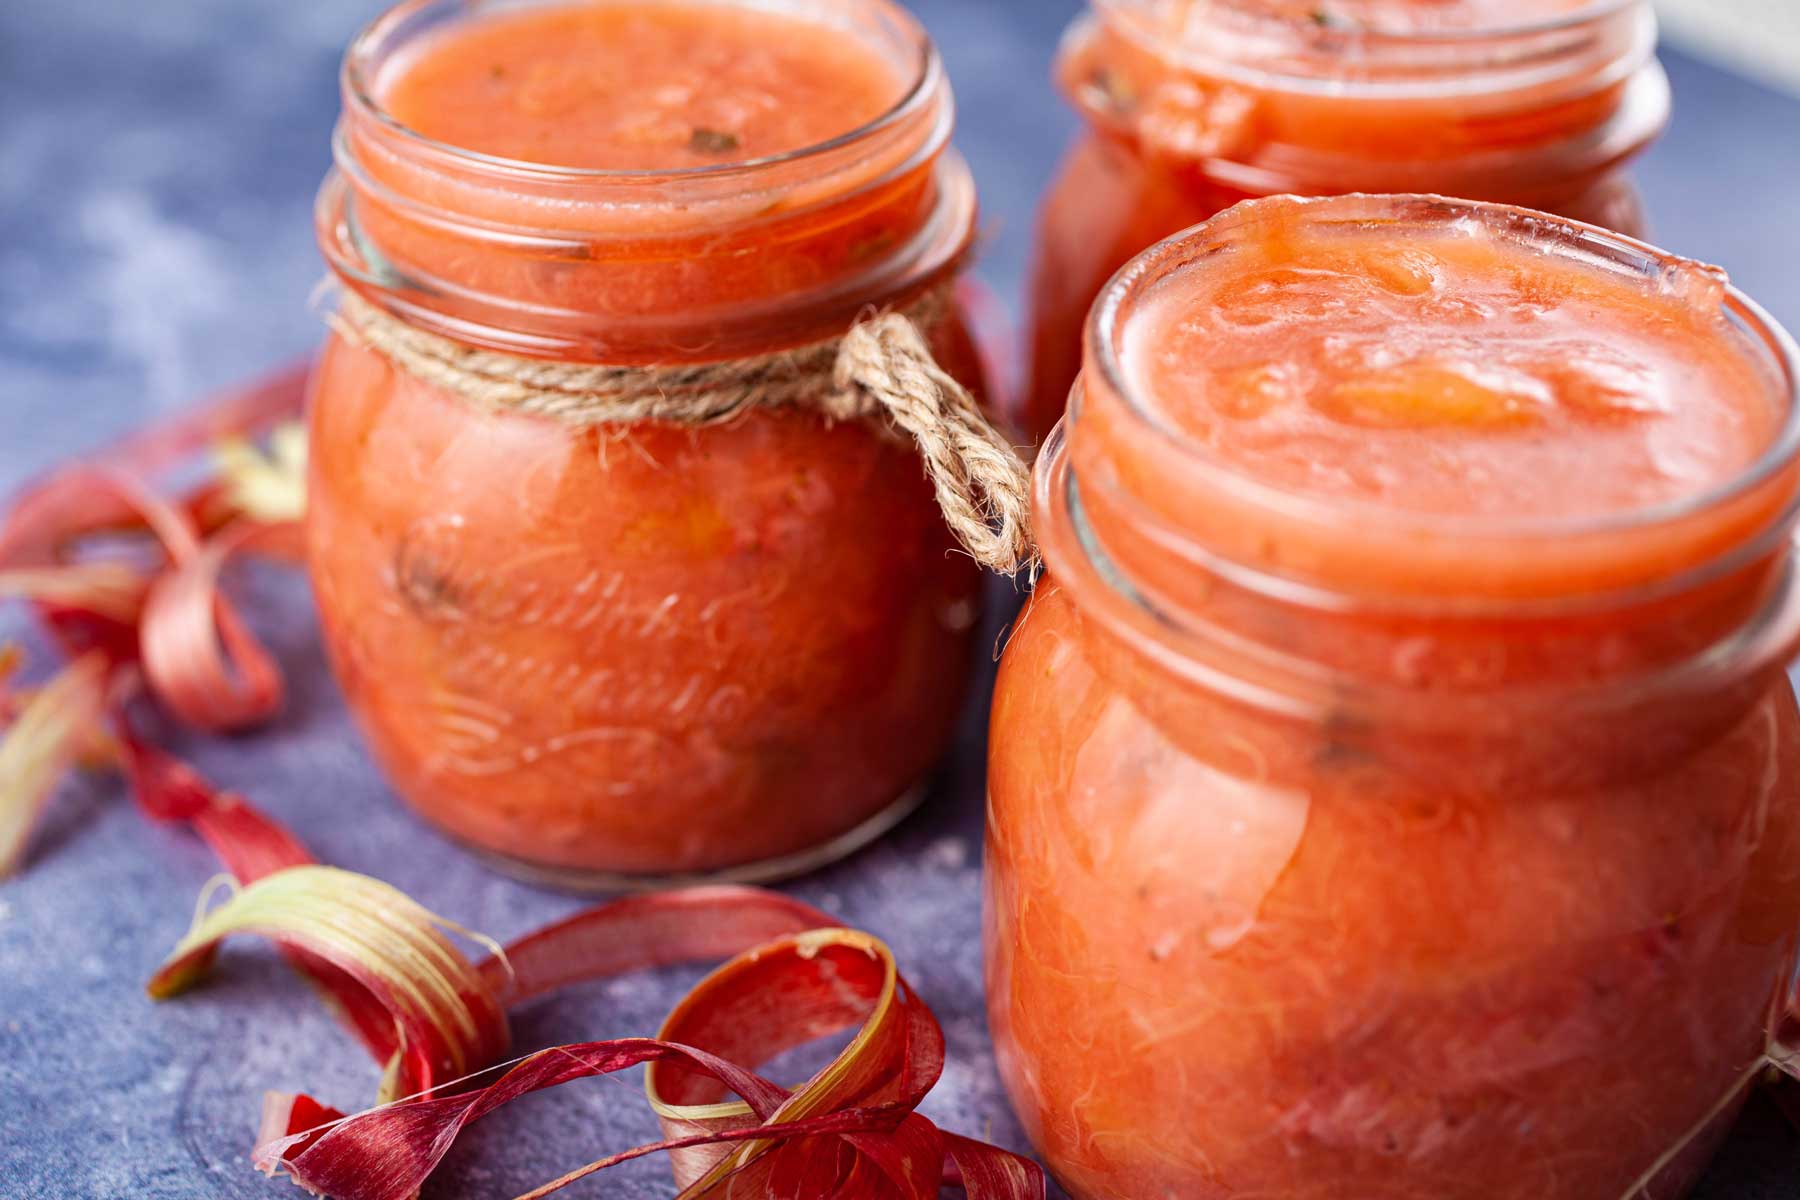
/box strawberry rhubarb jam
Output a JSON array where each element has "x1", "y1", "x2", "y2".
[
  {"x1": 306, "y1": 0, "x2": 986, "y2": 885},
  {"x1": 986, "y1": 195, "x2": 1800, "y2": 1200},
  {"x1": 1020, "y1": 0, "x2": 1670, "y2": 444}
]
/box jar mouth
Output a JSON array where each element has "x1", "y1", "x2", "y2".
[
  {"x1": 1084, "y1": 193, "x2": 1800, "y2": 552},
  {"x1": 322, "y1": 0, "x2": 972, "y2": 360},
  {"x1": 343, "y1": 0, "x2": 940, "y2": 185}
]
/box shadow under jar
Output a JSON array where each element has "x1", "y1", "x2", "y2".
[
  {"x1": 987, "y1": 195, "x2": 1800, "y2": 1199},
  {"x1": 307, "y1": 0, "x2": 990, "y2": 888},
  {"x1": 1019, "y1": 0, "x2": 1672, "y2": 445}
]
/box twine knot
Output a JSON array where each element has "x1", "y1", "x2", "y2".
[{"x1": 334, "y1": 292, "x2": 1036, "y2": 575}]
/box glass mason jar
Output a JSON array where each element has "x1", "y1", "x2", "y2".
[
  {"x1": 306, "y1": 0, "x2": 989, "y2": 888},
  {"x1": 986, "y1": 196, "x2": 1800, "y2": 1199},
  {"x1": 1019, "y1": 0, "x2": 1672, "y2": 444}
]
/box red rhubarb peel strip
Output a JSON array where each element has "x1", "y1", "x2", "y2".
[
  {"x1": 65, "y1": 467, "x2": 293, "y2": 734},
  {"x1": 120, "y1": 735, "x2": 312, "y2": 882},
  {"x1": 120, "y1": 735, "x2": 426, "y2": 1078},
  {"x1": 479, "y1": 885, "x2": 843, "y2": 1006},
  {"x1": 0, "y1": 651, "x2": 113, "y2": 876},
  {"x1": 148, "y1": 869, "x2": 1044, "y2": 1200},
  {"x1": 0, "y1": 362, "x2": 312, "y2": 874},
  {"x1": 149, "y1": 866, "x2": 510, "y2": 1105},
  {"x1": 139, "y1": 516, "x2": 293, "y2": 732},
  {"x1": 0, "y1": 360, "x2": 308, "y2": 562},
  {"x1": 0, "y1": 361, "x2": 310, "y2": 731},
  {"x1": 280, "y1": 929, "x2": 1041, "y2": 1200}
]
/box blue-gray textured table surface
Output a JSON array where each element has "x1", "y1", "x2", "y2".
[{"x1": 2, "y1": 2, "x2": 1799, "y2": 1197}]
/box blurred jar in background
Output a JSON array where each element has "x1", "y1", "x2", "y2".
[
  {"x1": 1019, "y1": 0, "x2": 1671, "y2": 444},
  {"x1": 306, "y1": 0, "x2": 994, "y2": 888}
]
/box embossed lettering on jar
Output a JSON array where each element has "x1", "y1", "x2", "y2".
[
  {"x1": 1020, "y1": 0, "x2": 1672, "y2": 443},
  {"x1": 987, "y1": 194, "x2": 1800, "y2": 1200},
  {"x1": 306, "y1": 0, "x2": 990, "y2": 886}
]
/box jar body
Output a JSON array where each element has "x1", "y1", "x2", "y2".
[
  {"x1": 309, "y1": 0, "x2": 994, "y2": 885},
  {"x1": 986, "y1": 578, "x2": 1800, "y2": 1199},
  {"x1": 307, "y1": 311, "x2": 986, "y2": 884}
]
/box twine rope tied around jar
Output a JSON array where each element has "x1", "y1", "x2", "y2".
[{"x1": 331, "y1": 291, "x2": 1035, "y2": 575}]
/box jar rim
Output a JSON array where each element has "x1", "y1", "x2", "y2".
[
  {"x1": 1083, "y1": 193, "x2": 1800, "y2": 551},
  {"x1": 1097, "y1": 0, "x2": 1639, "y2": 46},
  {"x1": 1083, "y1": 0, "x2": 1655, "y2": 106},
  {"x1": 342, "y1": 0, "x2": 941, "y2": 185}
]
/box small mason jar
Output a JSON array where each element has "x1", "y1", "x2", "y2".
[
  {"x1": 987, "y1": 195, "x2": 1800, "y2": 1199},
  {"x1": 306, "y1": 0, "x2": 991, "y2": 887},
  {"x1": 1020, "y1": 0, "x2": 1672, "y2": 443}
]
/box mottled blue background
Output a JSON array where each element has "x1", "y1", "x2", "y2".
[{"x1": 2, "y1": 2, "x2": 1799, "y2": 1197}]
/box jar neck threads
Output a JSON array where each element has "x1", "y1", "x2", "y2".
[
  {"x1": 318, "y1": 0, "x2": 976, "y2": 362},
  {"x1": 1066, "y1": 0, "x2": 1666, "y2": 200}
]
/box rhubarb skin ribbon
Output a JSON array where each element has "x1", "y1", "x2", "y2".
[
  {"x1": 149, "y1": 868, "x2": 1046, "y2": 1200},
  {"x1": 0, "y1": 365, "x2": 391, "y2": 1131},
  {"x1": 0, "y1": 359, "x2": 310, "y2": 733},
  {"x1": 0, "y1": 362, "x2": 310, "y2": 878}
]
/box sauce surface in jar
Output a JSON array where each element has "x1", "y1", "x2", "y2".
[
  {"x1": 988, "y1": 196, "x2": 1800, "y2": 1200},
  {"x1": 1122, "y1": 217, "x2": 1783, "y2": 519},
  {"x1": 308, "y1": 0, "x2": 987, "y2": 886},
  {"x1": 1019, "y1": 0, "x2": 1670, "y2": 443},
  {"x1": 377, "y1": 2, "x2": 908, "y2": 169}
]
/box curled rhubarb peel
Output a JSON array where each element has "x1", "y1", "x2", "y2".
[
  {"x1": 644, "y1": 928, "x2": 941, "y2": 1196},
  {"x1": 0, "y1": 500, "x2": 297, "y2": 877},
  {"x1": 150, "y1": 870, "x2": 1043, "y2": 1200},
  {"x1": 0, "y1": 359, "x2": 310, "y2": 569},
  {"x1": 273, "y1": 930, "x2": 1041, "y2": 1200},
  {"x1": 0, "y1": 468, "x2": 293, "y2": 734},
  {"x1": 140, "y1": 517, "x2": 292, "y2": 733},
  {"x1": 0, "y1": 362, "x2": 312, "y2": 733},
  {"x1": 122, "y1": 738, "x2": 427, "y2": 1093},
  {"x1": 149, "y1": 866, "x2": 511, "y2": 1108},
  {"x1": 70, "y1": 469, "x2": 293, "y2": 734},
  {"x1": 0, "y1": 365, "x2": 313, "y2": 875},
  {"x1": 0, "y1": 651, "x2": 113, "y2": 876},
  {"x1": 0, "y1": 562, "x2": 151, "y2": 625}
]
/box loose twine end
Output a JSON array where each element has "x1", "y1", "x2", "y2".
[
  {"x1": 335, "y1": 293, "x2": 1039, "y2": 576},
  {"x1": 832, "y1": 314, "x2": 1036, "y2": 576}
]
